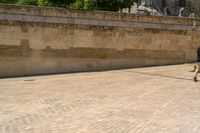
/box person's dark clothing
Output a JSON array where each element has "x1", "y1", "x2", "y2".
[{"x1": 197, "y1": 46, "x2": 200, "y2": 62}]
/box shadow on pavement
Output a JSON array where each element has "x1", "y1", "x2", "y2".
[{"x1": 126, "y1": 71, "x2": 195, "y2": 81}]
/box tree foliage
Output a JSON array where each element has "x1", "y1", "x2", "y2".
[
  {"x1": 86, "y1": 0, "x2": 134, "y2": 11},
  {"x1": 0, "y1": 0, "x2": 135, "y2": 11},
  {"x1": 0, "y1": 0, "x2": 75, "y2": 7},
  {"x1": 49, "y1": 0, "x2": 76, "y2": 7},
  {"x1": 0, "y1": 0, "x2": 18, "y2": 4}
]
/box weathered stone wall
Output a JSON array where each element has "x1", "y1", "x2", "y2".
[{"x1": 0, "y1": 4, "x2": 200, "y2": 78}]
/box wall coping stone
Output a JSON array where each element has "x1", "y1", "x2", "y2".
[{"x1": 0, "y1": 3, "x2": 200, "y2": 26}]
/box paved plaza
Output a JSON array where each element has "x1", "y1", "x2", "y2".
[{"x1": 0, "y1": 64, "x2": 200, "y2": 133}]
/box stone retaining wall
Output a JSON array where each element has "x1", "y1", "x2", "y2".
[{"x1": 0, "y1": 4, "x2": 200, "y2": 78}]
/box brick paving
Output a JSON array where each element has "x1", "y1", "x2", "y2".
[{"x1": 0, "y1": 64, "x2": 200, "y2": 133}]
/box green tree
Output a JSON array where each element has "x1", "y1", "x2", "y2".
[
  {"x1": 119, "y1": 0, "x2": 134, "y2": 11},
  {"x1": 86, "y1": 0, "x2": 134, "y2": 12},
  {"x1": 96, "y1": 0, "x2": 119, "y2": 11},
  {"x1": 49, "y1": 0, "x2": 76, "y2": 7},
  {"x1": 69, "y1": 0, "x2": 83, "y2": 9},
  {"x1": 36, "y1": 0, "x2": 50, "y2": 6},
  {"x1": 0, "y1": 0, "x2": 18, "y2": 4},
  {"x1": 18, "y1": 0, "x2": 51, "y2": 6},
  {"x1": 0, "y1": 0, "x2": 136, "y2": 12}
]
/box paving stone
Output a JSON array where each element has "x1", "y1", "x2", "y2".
[{"x1": 0, "y1": 64, "x2": 200, "y2": 133}]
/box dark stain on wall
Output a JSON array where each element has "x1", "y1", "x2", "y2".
[{"x1": 0, "y1": 44, "x2": 185, "y2": 60}]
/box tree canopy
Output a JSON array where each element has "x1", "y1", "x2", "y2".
[
  {"x1": 0, "y1": 0, "x2": 135, "y2": 12},
  {"x1": 49, "y1": 0, "x2": 76, "y2": 7},
  {"x1": 86, "y1": 0, "x2": 135, "y2": 11}
]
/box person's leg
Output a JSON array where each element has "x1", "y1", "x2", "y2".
[
  {"x1": 191, "y1": 65, "x2": 197, "y2": 72},
  {"x1": 194, "y1": 65, "x2": 197, "y2": 71},
  {"x1": 194, "y1": 63, "x2": 200, "y2": 82}
]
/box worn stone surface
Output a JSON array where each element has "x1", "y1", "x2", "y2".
[{"x1": 0, "y1": 64, "x2": 200, "y2": 133}]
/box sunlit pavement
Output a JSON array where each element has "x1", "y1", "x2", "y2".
[{"x1": 0, "y1": 64, "x2": 200, "y2": 133}]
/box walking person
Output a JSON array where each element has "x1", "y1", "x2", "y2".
[{"x1": 193, "y1": 46, "x2": 200, "y2": 82}]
